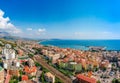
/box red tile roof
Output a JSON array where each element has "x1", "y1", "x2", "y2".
[
  {"x1": 77, "y1": 74, "x2": 96, "y2": 83},
  {"x1": 5, "y1": 74, "x2": 11, "y2": 83},
  {"x1": 24, "y1": 66, "x2": 37, "y2": 73},
  {"x1": 22, "y1": 75, "x2": 28, "y2": 81}
]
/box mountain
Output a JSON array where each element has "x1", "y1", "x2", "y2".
[
  {"x1": 0, "y1": 31, "x2": 46, "y2": 41},
  {"x1": 0, "y1": 31, "x2": 36, "y2": 41},
  {"x1": 0, "y1": 31, "x2": 11, "y2": 37},
  {"x1": 0, "y1": 31, "x2": 21, "y2": 40}
]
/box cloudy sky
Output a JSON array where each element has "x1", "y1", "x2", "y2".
[{"x1": 0, "y1": 0, "x2": 120, "y2": 39}]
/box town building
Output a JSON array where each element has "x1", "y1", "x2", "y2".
[
  {"x1": 76, "y1": 74, "x2": 96, "y2": 83},
  {"x1": 24, "y1": 66, "x2": 37, "y2": 76},
  {"x1": 52, "y1": 54, "x2": 60, "y2": 64},
  {"x1": 2, "y1": 44, "x2": 15, "y2": 60},
  {"x1": 27, "y1": 58, "x2": 35, "y2": 67},
  {"x1": 44, "y1": 72, "x2": 55, "y2": 83},
  {"x1": 117, "y1": 61, "x2": 120, "y2": 67},
  {"x1": 8, "y1": 69, "x2": 19, "y2": 77},
  {"x1": 3, "y1": 59, "x2": 20, "y2": 69},
  {"x1": 100, "y1": 60, "x2": 109, "y2": 68},
  {"x1": 18, "y1": 49, "x2": 24, "y2": 56},
  {"x1": 89, "y1": 46, "x2": 106, "y2": 51},
  {"x1": 22, "y1": 75, "x2": 28, "y2": 81}
]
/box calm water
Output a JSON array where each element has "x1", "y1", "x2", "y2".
[{"x1": 40, "y1": 40, "x2": 120, "y2": 51}]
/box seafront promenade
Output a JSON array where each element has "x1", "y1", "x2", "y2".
[{"x1": 33, "y1": 55, "x2": 72, "y2": 83}]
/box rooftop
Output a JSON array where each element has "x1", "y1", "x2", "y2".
[
  {"x1": 22, "y1": 75, "x2": 28, "y2": 81},
  {"x1": 24, "y1": 66, "x2": 37, "y2": 73},
  {"x1": 45, "y1": 72, "x2": 55, "y2": 78},
  {"x1": 77, "y1": 74, "x2": 96, "y2": 83}
]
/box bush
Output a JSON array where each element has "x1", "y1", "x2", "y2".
[
  {"x1": 97, "y1": 80, "x2": 101, "y2": 83},
  {"x1": 9, "y1": 76, "x2": 19, "y2": 83},
  {"x1": 35, "y1": 62, "x2": 41, "y2": 67},
  {"x1": 112, "y1": 78, "x2": 117, "y2": 83},
  {"x1": 28, "y1": 53, "x2": 34, "y2": 58},
  {"x1": 55, "y1": 77, "x2": 63, "y2": 83}
]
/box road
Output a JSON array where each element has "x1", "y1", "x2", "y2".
[{"x1": 33, "y1": 55, "x2": 72, "y2": 83}]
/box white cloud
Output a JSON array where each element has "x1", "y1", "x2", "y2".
[
  {"x1": 38, "y1": 28, "x2": 46, "y2": 32},
  {"x1": 20, "y1": 28, "x2": 47, "y2": 38},
  {"x1": 0, "y1": 9, "x2": 21, "y2": 34},
  {"x1": 27, "y1": 28, "x2": 32, "y2": 31}
]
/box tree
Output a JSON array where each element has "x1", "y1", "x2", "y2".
[
  {"x1": 112, "y1": 78, "x2": 117, "y2": 83},
  {"x1": 9, "y1": 76, "x2": 19, "y2": 83},
  {"x1": 55, "y1": 77, "x2": 63, "y2": 83},
  {"x1": 97, "y1": 80, "x2": 101, "y2": 83},
  {"x1": 102, "y1": 67, "x2": 106, "y2": 72},
  {"x1": 35, "y1": 62, "x2": 41, "y2": 67},
  {"x1": 118, "y1": 79, "x2": 120, "y2": 83},
  {"x1": 112, "y1": 63, "x2": 115, "y2": 67},
  {"x1": 33, "y1": 48, "x2": 42, "y2": 54},
  {"x1": 28, "y1": 53, "x2": 34, "y2": 58}
]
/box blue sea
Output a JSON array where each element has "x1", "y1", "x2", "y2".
[{"x1": 40, "y1": 40, "x2": 120, "y2": 51}]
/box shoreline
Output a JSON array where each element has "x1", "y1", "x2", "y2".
[
  {"x1": 39, "y1": 43, "x2": 120, "y2": 52},
  {"x1": 39, "y1": 40, "x2": 120, "y2": 52}
]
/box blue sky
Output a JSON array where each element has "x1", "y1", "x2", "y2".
[{"x1": 0, "y1": 0, "x2": 120, "y2": 39}]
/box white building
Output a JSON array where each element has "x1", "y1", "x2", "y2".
[
  {"x1": 3, "y1": 62, "x2": 8, "y2": 69},
  {"x1": 3, "y1": 59, "x2": 20, "y2": 69},
  {"x1": 2, "y1": 44, "x2": 16, "y2": 60},
  {"x1": 14, "y1": 60, "x2": 20, "y2": 67}
]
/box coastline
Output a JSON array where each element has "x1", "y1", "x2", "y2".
[{"x1": 39, "y1": 39, "x2": 120, "y2": 51}]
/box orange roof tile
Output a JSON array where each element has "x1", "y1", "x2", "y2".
[
  {"x1": 24, "y1": 66, "x2": 30, "y2": 73},
  {"x1": 31, "y1": 66, "x2": 37, "y2": 72},
  {"x1": 5, "y1": 74, "x2": 11, "y2": 83},
  {"x1": 22, "y1": 75, "x2": 28, "y2": 81},
  {"x1": 24, "y1": 66, "x2": 37, "y2": 73},
  {"x1": 77, "y1": 74, "x2": 96, "y2": 83}
]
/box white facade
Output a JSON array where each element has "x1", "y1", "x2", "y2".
[
  {"x1": 16, "y1": 61, "x2": 20, "y2": 67},
  {"x1": 10, "y1": 50, "x2": 15, "y2": 59},
  {"x1": 3, "y1": 62, "x2": 7, "y2": 69},
  {"x1": 2, "y1": 48, "x2": 15, "y2": 60}
]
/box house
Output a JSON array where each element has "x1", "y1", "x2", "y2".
[
  {"x1": 100, "y1": 60, "x2": 109, "y2": 68},
  {"x1": 24, "y1": 66, "x2": 37, "y2": 76},
  {"x1": 22, "y1": 75, "x2": 28, "y2": 81},
  {"x1": 44, "y1": 72, "x2": 55, "y2": 83},
  {"x1": 8, "y1": 69, "x2": 19, "y2": 77},
  {"x1": 52, "y1": 54, "x2": 60, "y2": 64},
  {"x1": 76, "y1": 74, "x2": 96, "y2": 83},
  {"x1": 18, "y1": 49, "x2": 24, "y2": 56},
  {"x1": 27, "y1": 58, "x2": 35, "y2": 67},
  {"x1": 2, "y1": 44, "x2": 16, "y2": 60}
]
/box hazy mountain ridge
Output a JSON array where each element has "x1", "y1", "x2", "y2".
[
  {"x1": 0, "y1": 32, "x2": 11, "y2": 37},
  {"x1": 0, "y1": 31, "x2": 43, "y2": 41},
  {"x1": 0, "y1": 31, "x2": 23, "y2": 40}
]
